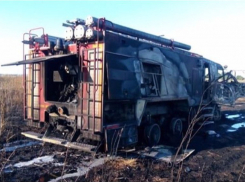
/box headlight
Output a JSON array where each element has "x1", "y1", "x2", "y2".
[
  {"x1": 74, "y1": 25, "x2": 87, "y2": 40},
  {"x1": 65, "y1": 27, "x2": 74, "y2": 41},
  {"x1": 86, "y1": 28, "x2": 102, "y2": 40},
  {"x1": 85, "y1": 16, "x2": 95, "y2": 26},
  {"x1": 85, "y1": 28, "x2": 94, "y2": 39}
]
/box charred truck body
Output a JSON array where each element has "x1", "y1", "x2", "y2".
[{"x1": 3, "y1": 16, "x2": 245, "y2": 152}]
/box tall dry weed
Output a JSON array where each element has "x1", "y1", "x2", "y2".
[{"x1": 0, "y1": 75, "x2": 23, "y2": 141}]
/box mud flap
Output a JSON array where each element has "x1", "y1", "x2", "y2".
[{"x1": 21, "y1": 131, "x2": 97, "y2": 152}]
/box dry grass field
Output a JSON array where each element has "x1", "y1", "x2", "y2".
[
  {"x1": 0, "y1": 75, "x2": 245, "y2": 182},
  {"x1": 0, "y1": 75, "x2": 23, "y2": 143}
]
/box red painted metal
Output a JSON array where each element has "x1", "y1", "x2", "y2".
[
  {"x1": 22, "y1": 28, "x2": 49, "y2": 123},
  {"x1": 22, "y1": 26, "x2": 104, "y2": 130},
  {"x1": 105, "y1": 124, "x2": 120, "y2": 130}
]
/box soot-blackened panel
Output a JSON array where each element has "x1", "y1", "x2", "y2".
[{"x1": 106, "y1": 54, "x2": 141, "y2": 100}]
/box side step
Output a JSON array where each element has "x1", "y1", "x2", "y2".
[{"x1": 21, "y1": 131, "x2": 97, "y2": 153}]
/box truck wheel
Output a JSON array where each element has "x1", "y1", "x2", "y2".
[
  {"x1": 169, "y1": 118, "x2": 183, "y2": 147},
  {"x1": 144, "y1": 123, "x2": 161, "y2": 146},
  {"x1": 170, "y1": 118, "x2": 183, "y2": 136}
]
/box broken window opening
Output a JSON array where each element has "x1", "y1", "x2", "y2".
[
  {"x1": 141, "y1": 62, "x2": 162, "y2": 97},
  {"x1": 45, "y1": 56, "x2": 79, "y2": 103},
  {"x1": 217, "y1": 66, "x2": 224, "y2": 82},
  {"x1": 203, "y1": 63, "x2": 210, "y2": 100}
]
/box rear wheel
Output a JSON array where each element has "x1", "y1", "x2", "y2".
[
  {"x1": 169, "y1": 117, "x2": 183, "y2": 147},
  {"x1": 170, "y1": 118, "x2": 183, "y2": 136},
  {"x1": 144, "y1": 123, "x2": 161, "y2": 146}
]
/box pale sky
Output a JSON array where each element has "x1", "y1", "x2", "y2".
[{"x1": 0, "y1": 1, "x2": 245, "y2": 74}]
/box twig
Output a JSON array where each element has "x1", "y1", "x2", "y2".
[
  {"x1": 109, "y1": 130, "x2": 116, "y2": 157},
  {"x1": 238, "y1": 163, "x2": 245, "y2": 182},
  {"x1": 61, "y1": 147, "x2": 69, "y2": 182},
  {"x1": 6, "y1": 134, "x2": 17, "y2": 143},
  {"x1": 115, "y1": 127, "x2": 124, "y2": 156},
  {"x1": 0, "y1": 150, "x2": 16, "y2": 175},
  {"x1": 199, "y1": 162, "x2": 205, "y2": 182},
  {"x1": 172, "y1": 81, "x2": 216, "y2": 182},
  {"x1": 38, "y1": 142, "x2": 46, "y2": 156}
]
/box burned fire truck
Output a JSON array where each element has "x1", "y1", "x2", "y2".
[{"x1": 2, "y1": 16, "x2": 245, "y2": 152}]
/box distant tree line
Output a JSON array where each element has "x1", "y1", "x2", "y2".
[{"x1": 236, "y1": 75, "x2": 244, "y2": 80}]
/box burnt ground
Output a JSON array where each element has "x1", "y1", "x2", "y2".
[{"x1": 1, "y1": 99, "x2": 245, "y2": 182}]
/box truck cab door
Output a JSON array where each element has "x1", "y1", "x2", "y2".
[{"x1": 212, "y1": 68, "x2": 245, "y2": 105}]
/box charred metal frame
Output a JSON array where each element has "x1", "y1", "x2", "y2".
[{"x1": 2, "y1": 16, "x2": 245, "y2": 152}]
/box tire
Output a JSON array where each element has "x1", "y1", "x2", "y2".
[
  {"x1": 170, "y1": 118, "x2": 183, "y2": 136},
  {"x1": 144, "y1": 123, "x2": 161, "y2": 146},
  {"x1": 169, "y1": 117, "x2": 183, "y2": 147}
]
